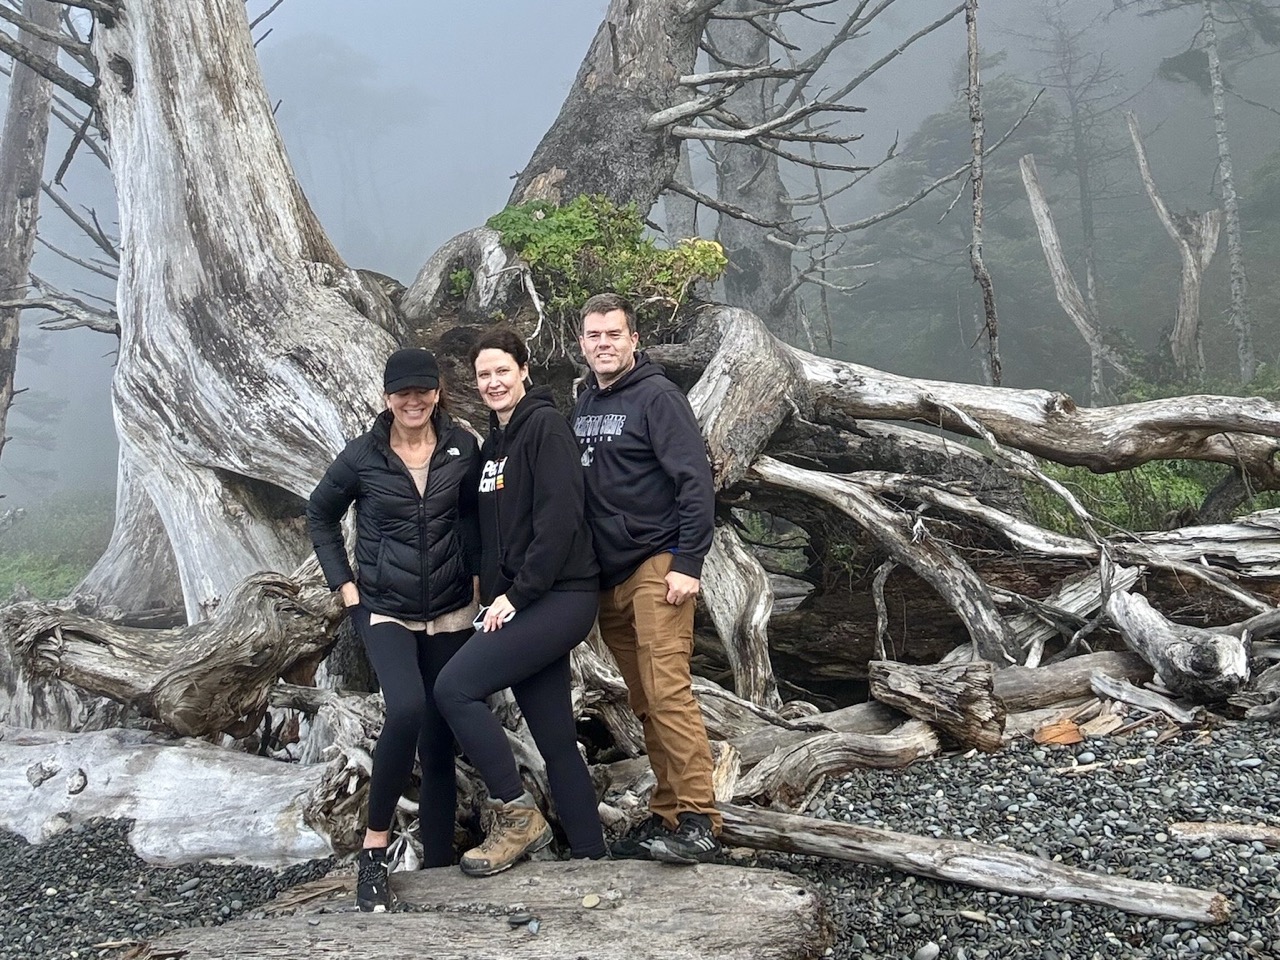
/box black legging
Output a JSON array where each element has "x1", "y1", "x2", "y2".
[
  {"x1": 353, "y1": 606, "x2": 470, "y2": 867},
  {"x1": 434, "y1": 589, "x2": 607, "y2": 859}
]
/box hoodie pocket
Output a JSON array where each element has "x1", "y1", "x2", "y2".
[{"x1": 588, "y1": 513, "x2": 645, "y2": 561}]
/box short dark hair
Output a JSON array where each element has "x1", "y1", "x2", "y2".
[
  {"x1": 579, "y1": 292, "x2": 636, "y2": 335},
  {"x1": 469, "y1": 327, "x2": 530, "y2": 368}
]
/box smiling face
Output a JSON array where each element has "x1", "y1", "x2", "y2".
[
  {"x1": 579, "y1": 308, "x2": 639, "y2": 389},
  {"x1": 474, "y1": 348, "x2": 529, "y2": 423},
  {"x1": 385, "y1": 387, "x2": 438, "y2": 429}
]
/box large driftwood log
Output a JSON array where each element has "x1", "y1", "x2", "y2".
[
  {"x1": 0, "y1": 726, "x2": 330, "y2": 865},
  {"x1": 1105, "y1": 590, "x2": 1251, "y2": 702},
  {"x1": 719, "y1": 804, "x2": 1231, "y2": 924},
  {"x1": 867, "y1": 660, "x2": 1005, "y2": 751},
  {"x1": 141, "y1": 860, "x2": 830, "y2": 960},
  {"x1": 1, "y1": 566, "x2": 342, "y2": 737}
]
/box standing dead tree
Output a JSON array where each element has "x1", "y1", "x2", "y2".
[
  {"x1": 965, "y1": 0, "x2": 1002, "y2": 385},
  {"x1": 0, "y1": 0, "x2": 60, "y2": 478},
  {"x1": 1019, "y1": 154, "x2": 1131, "y2": 400},
  {"x1": 1125, "y1": 111, "x2": 1221, "y2": 382}
]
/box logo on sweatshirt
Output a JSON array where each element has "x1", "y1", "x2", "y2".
[
  {"x1": 580, "y1": 445, "x2": 594, "y2": 467},
  {"x1": 573, "y1": 413, "x2": 627, "y2": 443},
  {"x1": 479, "y1": 457, "x2": 507, "y2": 493}
]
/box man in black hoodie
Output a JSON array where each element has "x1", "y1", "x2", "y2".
[{"x1": 573, "y1": 292, "x2": 721, "y2": 865}]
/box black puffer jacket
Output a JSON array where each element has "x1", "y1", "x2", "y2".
[{"x1": 307, "y1": 408, "x2": 481, "y2": 621}]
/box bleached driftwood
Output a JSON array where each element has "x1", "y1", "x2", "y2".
[
  {"x1": 0, "y1": 725, "x2": 329, "y2": 866},
  {"x1": 1105, "y1": 590, "x2": 1251, "y2": 702},
  {"x1": 732, "y1": 721, "x2": 940, "y2": 809},
  {"x1": 1089, "y1": 673, "x2": 1198, "y2": 725},
  {"x1": 1, "y1": 565, "x2": 343, "y2": 737},
  {"x1": 719, "y1": 803, "x2": 1231, "y2": 924},
  {"x1": 867, "y1": 660, "x2": 1005, "y2": 751},
  {"x1": 1169, "y1": 821, "x2": 1280, "y2": 848},
  {"x1": 139, "y1": 860, "x2": 830, "y2": 960}
]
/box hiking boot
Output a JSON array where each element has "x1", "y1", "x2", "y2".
[
  {"x1": 356, "y1": 846, "x2": 391, "y2": 912},
  {"x1": 608, "y1": 813, "x2": 671, "y2": 861},
  {"x1": 649, "y1": 812, "x2": 721, "y2": 865},
  {"x1": 460, "y1": 791, "x2": 553, "y2": 877}
]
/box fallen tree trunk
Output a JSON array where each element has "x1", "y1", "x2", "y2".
[
  {"x1": 141, "y1": 860, "x2": 831, "y2": 960},
  {"x1": 0, "y1": 725, "x2": 330, "y2": 865},
  {"x1": 718, "y1": 803, "x2": 1231, "y2": 924},
  {"x1": 1, "y1": 564, "x2": 342, "y2": 737},
  {"x1": 867, "y1": 660, "x2": 1005, "y2": 751}
]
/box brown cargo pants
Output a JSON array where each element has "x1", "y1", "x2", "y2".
[{"x1": 598, "y1": 552, "x2": 722, "y2": 832}]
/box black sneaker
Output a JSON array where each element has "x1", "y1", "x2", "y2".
[
  {"x1": 649, "y1": 813, "x2": 721, "y2": 865},
  {"x1": 609, "y1": 814, "x2": 670, "y2": 860},
  {"x1": 356, "y1": 847, "x2": 391, "y2": 912}
]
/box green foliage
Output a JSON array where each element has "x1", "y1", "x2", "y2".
[
  {"x1": 0, "y1": 490, "x2": 114, "y2": 600},
  {"x1": 486, "y1": 195, "x2": 727, "y2": 342},
  {"x1": 448, "y1": 267, "x2": 474, "y2": 300},
  {"x1": 1024, "y1": 461, "x2": 1210, "y2": 535}
]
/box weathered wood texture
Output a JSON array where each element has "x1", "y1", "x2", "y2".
[
  {"x1": 1106, "y1": 590, "x2": 1250, "y2": 702},
  {"x1": 509, "y1": 0, "x2": 710, "y2": 212},
  {"x1": 139, "y1": 860, "x2": 831, "y2": 960},
  {"x1": 719, "y1": 804, "x2": 1231, "y2": 924},
  {"x1": 1, "y1": 566, "x2": 342, "y2": 736},
  {"x1": 0, "y1": 726, "x2": 329, "y2": 865},
  {"x1": 734, "y1": 721, "x2": 940, "y2": 809},
  {"x1": 868, "y1": 660, "x2": 1005, "y2": 751}
]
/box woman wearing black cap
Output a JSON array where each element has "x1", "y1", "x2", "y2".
[{"x1": 307, "y1": 348, "x2": 481, "y2": 912}]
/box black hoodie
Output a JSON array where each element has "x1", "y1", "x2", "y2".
[
  {"x1": 571, "y1": 353, "x2": 714, "y2": 588},
  {"x1": 478, "y1": 386, "x2": 599, "y2": 608}
]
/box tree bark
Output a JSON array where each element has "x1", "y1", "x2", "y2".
[
  {"x1": 0, "y1": 0, "x2": 59, "y2": 477},
  {"x1": 508, "y1": 0, "x2": 711, "y2": 212},
  {"x1": 867, "y1": 660, "x2": 1006, "y2": 751},
  {"x1": 91, "y1": 0, "x2": 400, "y2": 621},
  {"x1": 966, "y1": 0, "x2": 1001, "y2": 385},
  {"x1": 1202, "y1": 2, "x2": 1254, "y2": 382}
]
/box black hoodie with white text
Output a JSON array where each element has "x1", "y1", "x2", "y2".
[{"x1": 571, "y1": 353, "x2": 714, "y2": 588}]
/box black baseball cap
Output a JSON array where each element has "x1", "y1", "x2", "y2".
[{"x1": 384, "y1": 349, "x2": 440, "y2": 393}]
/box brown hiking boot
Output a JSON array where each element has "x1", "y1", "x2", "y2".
[{"x1": 460, "y1": 791, "x2": 553, "y2": 877}]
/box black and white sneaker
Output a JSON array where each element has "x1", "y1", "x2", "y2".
[
  {"x1": 356, "y1": 847, "x2": 391, "y2": 912},
  {"x1": 609, "y1": 814, "x2": 671, "y2": 861},
  {"x1": 649, "y1": 813, "x2": 721, "y2": 865}
]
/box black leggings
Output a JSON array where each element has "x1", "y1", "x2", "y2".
[
  {"x1": 354, "y1": 607, "x2": 469, "y2": 867},
  {"x1": 434, "y1": 590, "x2": 607, "y2": 859}
]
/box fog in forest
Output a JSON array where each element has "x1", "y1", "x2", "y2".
[{"x1": 2, "y1": 0, "x2": 1275, "y2": 513}]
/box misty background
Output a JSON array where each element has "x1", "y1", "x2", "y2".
[{"x1": 2, "y1": 0, "x2": 1270, "y2": 518}]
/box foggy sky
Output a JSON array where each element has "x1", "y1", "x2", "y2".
[{"x1": 0, "y1": 0, "x2": 1255, "y2": 508}]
